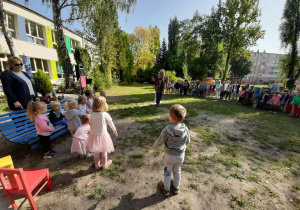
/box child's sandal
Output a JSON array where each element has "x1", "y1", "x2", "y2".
[{"x1": 103, "y1": 159, "x2": 112, "y2": 169}]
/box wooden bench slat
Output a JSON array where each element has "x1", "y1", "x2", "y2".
[{"x1": 3, "y1": 124, "x2": 35, "y2": 136}]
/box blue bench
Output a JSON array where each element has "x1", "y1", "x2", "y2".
[{"x1": 0, "y1": 102, "x2": 69, "y2": 151}]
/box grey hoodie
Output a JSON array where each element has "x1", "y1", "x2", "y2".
[
  {"x1": 64, "y1": 109, "x2": 84, "y2": 130},
  {"x1": 153, "y1": 124, "x2": 190, "y2": 156}
]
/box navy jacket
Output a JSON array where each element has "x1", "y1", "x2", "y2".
[{"x1": 0, "y1": 70, "x2": 37, "y2": 110}]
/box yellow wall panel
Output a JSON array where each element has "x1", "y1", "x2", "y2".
[
  {"x1": 46, "y1": 27, "x2": 53, "y2": 49},
  {"x1": 51, "y1": 60, "x2": 58, "y2": 80}
]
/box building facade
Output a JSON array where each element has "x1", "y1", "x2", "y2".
[
  {"x1": 0, "y1": 0, "x2": 93, "y2": 84},
  {"x1": 242, "y1": 50, "x2": 285, "y2": 85}
]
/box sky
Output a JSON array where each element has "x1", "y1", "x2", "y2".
[{"x1": 13, "y1": 0, "x2": 287, "y2": 54}]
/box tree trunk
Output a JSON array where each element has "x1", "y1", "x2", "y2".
[
  {"x1": 52, "y1": 0, "x2": 73, "y2": 88},
  {"x1": 0, "y1": 0, "x2": 19, "y2": 57},
  {"x1": 223, "y1": 37, "x2": 233, "y2": 81},
  {"x1": 288, "y1": 4, "x2": 300, "y2": 78}
]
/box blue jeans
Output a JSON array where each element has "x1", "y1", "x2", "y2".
[
  {"x1": 52, "y1": 120, "x2": 68, "y2": 126},
  {"x1": 156, "y1": 92, "x2": 162, "y2": 105}
]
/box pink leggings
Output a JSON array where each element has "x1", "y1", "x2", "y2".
[{"x1": 94, "y1": 152, "x2": 108, "y2": 166}]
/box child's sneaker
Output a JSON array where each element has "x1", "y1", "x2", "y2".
[
  {"x1": 51, "y1": 149, "x2": 58, "y2": 154},
  {"x1": 171, "y1": 180, "x2": 179, "y2": 194},
  {"x1": 159, "y1": 180, "x2": 170, "y2": 196},
  {"x1": 103, "y1": 159, "x2": 112, "y2": 169},
  {"x1": 86, "y1": 152, "x2": 94, "y2": 158},
  {"x1": 44, "y1": 152, "x2": 56, "y2": 159}
]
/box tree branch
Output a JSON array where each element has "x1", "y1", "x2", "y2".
[
  {"x1": 61, "y1": 3, "x2": 79, "y2": 10},
  {"x1": 63, "y1": 15, "x2": 89, "y2": 23}
]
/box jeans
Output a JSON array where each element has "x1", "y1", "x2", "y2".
[
  {"x1": 183, "y1": 88, "x2": 188, "y2": 96},
  {"x1": 156, "y1": 92, "x2": 162, "y2": 105},
  {"x1": 220, "y1": 91, "x2": 224, "y2": 99},
  {"x1": 163, "y1": 153, "x2": 184, "y2": 190},
  {"x1": 199, "y1": 90, "x2": 204, "y2": 97},
  {"x1": 216, "y1": 89, "x2": 221, "y2": 98}
]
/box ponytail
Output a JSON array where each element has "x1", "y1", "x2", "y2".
[{"x1": 27, "y1": 100, "x2": 47, "y2": 122}]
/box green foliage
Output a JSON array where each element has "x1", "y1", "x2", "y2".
[
  {"x1": 165, "y1": 70, "x2": 178, "y2": 82},
  {"x1": 182, "y1": 62, "x2": 191, "y2": 81},
  {"x1": 92, "y1": 66, "x2": 112, "y2": 91},
  {"x1": 230, "y1": 57, "x2": 252, "y2": 78},
  {"x1": 33, "y1": 69, "x2": 53, "y2": 96},
  {"x1": 168, "y1": 16, "x2": 180, "y2": 57},
  {"x1": 74, "y1": 47, "x2": 92, "y2": 77}
]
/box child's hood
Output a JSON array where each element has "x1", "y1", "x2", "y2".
[
  {"x1": 64, "y1": 109, "x2": 80, "y2": 119},
  {"x1": 165, "y1": 124, "x2": 188, "y2": 140}
]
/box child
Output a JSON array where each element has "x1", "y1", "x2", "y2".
[
  {"x1": 219, "y1": 82, "x2": 225, "y2": 100},
  {"x1": 215, "y1": 81, "x2": 222, "y2": 99},
  {"x1": 280, "y1": 90, "x2": 290, "y2": 112},
  {"x1": 85, "y1": 90, "x2": 95, "y2": 114},
  {"x1": 284, "y1": 91, "x2": 295, "y2": 114},
  {"x1": 188, "y1": 82, "x2": 193, "y2": 95},
  {"x1": 267, "y1": 91, "x2": 281, "y2": 113},
  {"x1": 152, "y1": 104, "x2": 190, "y2": 196},
  {"x1": 88, "y1": 96, "x2": 118, "y2": 169},
  {"x1": 198, "y1": 82, "x2": 205, "y2": 97},
  {"x1": 49, "y1": 101, "x2": 67, "y2": 126},
  {"x1": 100, "y1": 90, "x2": 107, "y2": 98},
  {"x1": 209, "y1": 82, "x2": 215, "y2": 99},
  {"x1": 64, "y1": 100, "x2": 84, "y2": 135},
  {"x1": 171, "y1": 81, "x2": 175, "y2": 94},
  {"x1": 252, "y1": 87, "x2": 261, "y2": 108},
  {"x1": 192, "y1": 82, "x2": 197, "y2": 96},
  {"x1": 237, "y1": 87, "x2": 246, "y2": 103},
  {"x1": 27, "y1": 101, "x2": 56, "y2": 159},
  {"x1": 258, "y1": 90, "x2": 269, "y2": 110},
  {"x1": 77, "y1": 95, "x2": 87, "y2": 114},
  {"x1": 71, "y1": 114, "x2": 91, "y2": 158},
  {"x1": 291, "y1": 90, "x2": 300, "y2": 117}
]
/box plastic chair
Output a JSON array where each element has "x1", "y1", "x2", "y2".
[
  {"x1": 0, "y1": 155, "x2": 14, "y2": 169},
  {"x1": 0, "y1": 168, "x2": 52, "y2": 210}
]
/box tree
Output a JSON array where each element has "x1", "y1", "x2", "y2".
[
  {"x1": 230, "y1": 58, "x2": 252, "y2": 78},
  {"x1": 168, "y1": 16, "x2": 180, "y2": 57},
  {"x1": 0, "y1": 0, "x2": 19, "y2": 57},
  {"x1": 221, "y1": 0, "x2": 264, "y2": 80},
  {"x1": 149, "y1": 25, "x2": 160, "y2": 62},
  {"x1": 156, "y1": 38, "x2": 168, "y2": 69},
  {"x1": 279, "y1": 0, "x2": 300, "y2": 79}
]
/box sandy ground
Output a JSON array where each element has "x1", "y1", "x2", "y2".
[{"x1": 0, "y1": 95, "x2": 299, "y2": 210}]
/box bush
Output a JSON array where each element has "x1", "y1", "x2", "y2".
[
  {"x1": 92, "y1": 66, "x2": 112, "y2": 91},
  {"x1": 33, "y1": 69, "x2": 53, "y2": 96}
]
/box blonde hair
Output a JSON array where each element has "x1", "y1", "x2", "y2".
[
  {"x1": 27, "y1": 101, "x2": 47, "y2": 122},
  {"x1": 63, "y1": 99, "x2": 78, "y2": 110},
  {"x1": 92, "y1": 96, "x2": 108, "y2": 112},
  {"x1": 78, "y1": 95, "x2": 87, "y2": 104},
  {"x1": 7, "y1": 56, "x2": 22, "y2": 70},
  {"x1": 170, "y1": 104, "x2": 186, "y2": 123},
  {"x1": 50, "y1": 101, "x2": 61, "y2": 109},
  {"x1": 159, "y1": 69, "x2": 165, "y2": 78},
  {"x1": 81, "y1": 114, "x2": 90, "y2": 124}
]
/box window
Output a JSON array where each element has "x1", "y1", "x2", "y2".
[
  {"x1": 71, "y1": 39, "x2": 79, "y2": 53},
  {"x1": 56, "y1": 62, "x2": 64, "y2": 78},
  {"x1": 0, "y1": 14, "x2": 15, "y2": 38},
  {"x1": 30, "y1": 58, "x2": 48, "y2": 74},
  {"x1": 52, "y1": 31, "x2": 57, "y2": 49},
  {"x1": 25, "y1": 20, "x2": 44, "y2": 45}
]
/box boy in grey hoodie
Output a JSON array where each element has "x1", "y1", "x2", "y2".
[{"x1": 152, "y1": 104, "x2": 190, "y2": 196}]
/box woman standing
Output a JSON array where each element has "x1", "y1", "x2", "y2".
[
  {"x1": 0, "y1": 57, "x2": 37, "y2": 110},
  {"x1": 154, "y1": 70, "x2": 166, "y2": 107}
]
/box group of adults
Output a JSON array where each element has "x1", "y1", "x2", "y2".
[{"x1": 0, "y1": 56, "x2": 37, "y2": 111}]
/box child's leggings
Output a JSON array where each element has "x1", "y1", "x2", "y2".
[
  {"x1": 94, "y1": 152, "x2": 108, "y2": 166},
  {"x1": 163, "y1": 153, "x2": 184, "y2": 190}
]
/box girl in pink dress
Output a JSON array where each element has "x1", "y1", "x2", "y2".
[
  {"x1": 88, "y1": 96, "x2": 118, "y2": 169},
  {"x1": 71, "y1": 114, "x2": 91, "y2": 158}
]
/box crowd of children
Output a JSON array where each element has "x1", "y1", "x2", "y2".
[{"x1": 164, "y1": 80, "x2": 300, "y2": 117}]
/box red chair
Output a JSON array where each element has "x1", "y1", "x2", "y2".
[{"x1": 0, "y1": 168, "x2": 52, "y2": 210}]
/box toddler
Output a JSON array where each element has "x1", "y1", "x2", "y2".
[
  {"x1": 267, "y1": 91, "x2": 281, "y2": 113},
  {"x1": 152, "y1": 104, "x2": 190, "y2": 196},
  {"x1": 49, "y1": 101, "x2": 67, "y2": 126},
  {"x1": 252, "y1": 87, "x2": 261, "y2": 108},
  {"x1": 291, "y1": 90, "x2": 300, "y2": 117},
  {"x1": 27, "y1": 101, "x2": 56, "y2": 159},
  {"x1": 64, "y1": 100, "x2": 84, "y2": 135},
  {"x1": 71, "y1": 114, "x2": 92, "y2": 158},
  {"x1": 284, "y1": 91, "x2": 295, "y2": 114},
  {"x1": 85, "y1": 90, "x2": 95, "y2": 114},
  {"x1": 78, "y1": 95, "x2": 87, "y2": 114},
  {"x1": 100, "y1": 90, "x2": 107, "y2": 98},
  {"x1": 209, "y1": 82, "x2": 215, "y2": 99},
  {"x1": 88, "y1": 96, "x2": 118, "y2": 169}
]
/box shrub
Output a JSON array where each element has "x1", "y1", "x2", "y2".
[
  {"x1": 33, "y1": 69, "x2": 53, "y2": 96},
  {"x1": 92, "y1": 66, "x2": 112, "y2": 91}
]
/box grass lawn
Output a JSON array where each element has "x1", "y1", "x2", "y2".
[{"x1": 0, "y1": 83, "x2": 300, "y2": 209}]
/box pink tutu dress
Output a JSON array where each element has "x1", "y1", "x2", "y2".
[
  {"x1": 71, "y1": 124, "x2": 90, "y2": 155},
  {"x1": 87, "y1": 112, "x2": 116, "y2": 153}
]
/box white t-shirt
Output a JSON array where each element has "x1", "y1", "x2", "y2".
[{"x1": 12, "y1": 71, "x2": 35, "y2": 95}]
